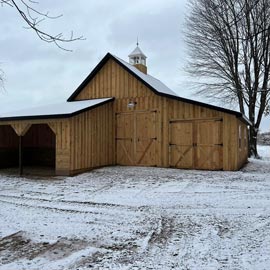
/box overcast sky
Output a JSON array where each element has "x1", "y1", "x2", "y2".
[{"x1": 0, "y1": 0, "x2": 269, "y2": 131}]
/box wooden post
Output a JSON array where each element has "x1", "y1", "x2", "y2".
[{"x1": 19, "y1": 136, "x2": 23, "y2": 176}]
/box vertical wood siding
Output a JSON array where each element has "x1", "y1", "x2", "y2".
[
  {"x1": 237, "y1": 119, "x2": 249, "y2": 169},
  {"x1": 75, "y1": 59, "x2": 155, "y2": 100},
  {"x1": 48, "y1": 120, "x2": 71, "y2": 175},
  {"x1": 72, "y1": 58, "x2": 248, "y2": 171},
  {"x1": 0, "y1": 58, "x2": 249, "y2": 174},
  {"x1": 69, "y1": 102, "x2": 114, "y2": 174}
]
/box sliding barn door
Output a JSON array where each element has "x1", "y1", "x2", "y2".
[
  {"x1": 169, "y1": 119, "x2": 223, "y2": 170},
  {"x1": 116, "y1": 113, "x2": 134, "y2": 165},
  {"x1": 135, "y1": 112, "x2": 157, "y2": 166},
  {"x1": 169, "y1": 122, "x2": 194, "y2": 169},
  {"x1": 195, "y1": 120, "x2": 223, "y2": 170},
  {"x1": 116, "y1": 111, "x2": 157, "y2": 166}
]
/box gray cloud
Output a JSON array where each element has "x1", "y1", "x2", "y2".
[{"x1": 0, "y1": 0, "x2": 269, "y2": 131}]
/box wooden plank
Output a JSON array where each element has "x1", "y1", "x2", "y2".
[
  {"x1": 48, "y1": 123, "x2": 57, "y2": 134},
  {"x1": 19, "y1": 136, "x2": 23, "y2": 176},
  {"x1": 169, "y1": 119, "x2": 224, "y2": 170},
  {"x1": 116, "y1": 112, "x2": 134, "y2": 165},
  {"x1": 74, "y1": 59, "x2": 155, "y2": 101},
  {"x1": 169, "y1": 121, "x2": 194, "y2": 169},
  {"x1": 195, "y1": 120, "x2": 223, "y2": 170},
  {"x1": 11, "y1": 123, "x2": 31, "y2": 136},
  {"x1": 135, "y1": 111, "x2": 157, "y2": 166},
  {"x1": 115, "y1": 111, "x2": 157, "y2": 166},
  {"x1": 68, "y1": 102, "x2": 114, "y2": 172},
  {"x1": 170, "y1": 117, "x2": 223, "y2": 123}
]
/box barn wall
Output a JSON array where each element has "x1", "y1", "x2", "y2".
[
  {"x1": 75, "y1": 59, "x2": 155, "y2": 100},
  {"x1": 222, "y1": 114, "x2": 239, "y2": 170},
  {"x1": 237, "y1": 119, "x2": 249, "y2": 169},
  {"x1": 112, "y1": 96, "x2": 246, "y2": 171},
  {"x1": 48, "y1": 121, "x2": 71, "y2": 175},
  {"x1": 74, "y1": 58, "x2": 248, "y2": 171},
  {"x1": 166, "y1": 99, "x2": 243, "y2": 171},
  {"x1": 69, "y1": 102, "x2": 114, "y2": 174}
]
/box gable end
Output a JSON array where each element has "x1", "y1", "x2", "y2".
[{"x1": 67, "y1": 53, "x2": 251, "y2": 125}]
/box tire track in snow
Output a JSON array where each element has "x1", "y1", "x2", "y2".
[{"x1": 0, "y1": 193, "x2": 138, "y2": 212}]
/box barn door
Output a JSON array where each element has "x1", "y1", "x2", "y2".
[
  {"x1": 169, "y1": 122, "x2": 194, "y2": 168},
  {"x1": 195, "y1": 119, "x2": 223, "y2": 170},
  {"x1": 116, "y1": 111, "x2": 157, "y2": 166},
  {"x1": 135, "y1": 112, "x2": 157, "y2": 166},
  {"x1": 169, "y1": 119, "x2": 223, "y2": 170},
  {"x1": 116, "y1": 113, "x2": 134, "y2": 165}
]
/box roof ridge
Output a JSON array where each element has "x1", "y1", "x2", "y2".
[
  {"x1": 113, "y1": 55, "x2": 162, "y2": 82},
  {"x1": 111, "y1": 54, "x2": 179, "y2": 96},
  {"x1": 66, "y1": 53, "x2": 251, "y2": 125}
]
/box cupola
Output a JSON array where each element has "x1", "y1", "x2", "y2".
[{"x1": 128, "y1": 42, "x2": 147, "y2": 74}]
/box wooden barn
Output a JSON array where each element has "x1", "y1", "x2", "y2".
[{"x1": 0, "y1": 45, "x2": 251, "y2": 175}]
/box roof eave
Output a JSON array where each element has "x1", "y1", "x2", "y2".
[
  {"x1": 128, "y1": 53, "x2": 147, "y2": 58},
  {"x1": 237, "y1": 114, "x2": 252, "y2": 126},
  {"x1": 67, "y1": 53, "x2": 112, "y2": 102},
  {"x1": 0, "y1": 98, "x2": 115, "y2": 122},
  {"x1": 67, "y1": 53, "x2": 249, "y2": 123}
]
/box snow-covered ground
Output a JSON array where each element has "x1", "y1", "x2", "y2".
[
  {"x1": 258, "y1": 145, "x2": 270, "y2": 160},
  {"x1": 0, "y1": 146, "x2": 270, "y2": 270}
]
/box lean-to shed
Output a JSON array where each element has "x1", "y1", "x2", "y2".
[{"x1": 0, "y1": 45, "x2": 251, "y2": 175}]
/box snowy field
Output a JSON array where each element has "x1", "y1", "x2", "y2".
[{"x1": 0, "y1": 146, "x2": 270, "y2": 270}]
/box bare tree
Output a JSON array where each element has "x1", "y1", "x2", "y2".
[
  {"x1": 0, "y1": 0, "x2": 83, "y2": 51},
  {"x1": 0, "y1": 0, "x2": 84, "y2": 90},
  {"x1": 1, "y1": 0, "x2": 84, "y2": 50},
  {"x1": 185, "y1": 0, "x2": 270, "y2": 158}
]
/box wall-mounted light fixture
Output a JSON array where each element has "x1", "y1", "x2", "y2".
[{"x1": 127, "y1": 100, "x2": 137, "y2": 109}]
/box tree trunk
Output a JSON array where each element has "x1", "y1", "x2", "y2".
[{"x1": 249, "y1": 126, "x2": 259, "y2": 158}]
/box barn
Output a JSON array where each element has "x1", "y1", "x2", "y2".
[{"x1": 0, "y1": 45, "x2": 250, "y2": 175}]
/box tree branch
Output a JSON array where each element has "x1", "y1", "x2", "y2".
[{"x1": 1, "y1": 0, "x2": 84, "y2": 51}]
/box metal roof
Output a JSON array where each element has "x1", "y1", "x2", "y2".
[
  {"x1": 0, "y1": 98, "x2": 114, "y2": 121},
  {"x1": 67, "y1": 53, "x2": 251, "y2": 125},
  {"x1": 113, "y1": 55, "x2": 178, "y2": 96}
]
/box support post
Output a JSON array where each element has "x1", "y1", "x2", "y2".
[{"x1": 19, "y1": 136, "x2": 23, "y2": 176}]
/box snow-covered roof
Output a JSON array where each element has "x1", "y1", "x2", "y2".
[
  {"x1": 114, "y1": 55, "x2": 179, "y2": 97},
  {"x1": 67, "y1": 53, "x2": 251, "y2": 125},
  {"x1": 0, "y1": 98, "x2": 114, "y2": 121},
  {"x1": 128, "y1": 46, "x2": 147, "y2": 58}
]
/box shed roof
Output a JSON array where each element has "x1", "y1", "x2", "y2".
[
  {"x1": 0, "y1": 98, "x2": 114, "y2": 121},
  {"x1": 67, "y1": 53, "x2": 251, "y2": 126}
]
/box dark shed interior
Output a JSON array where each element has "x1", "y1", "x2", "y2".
[
  {"x1": 23, "y1": 124, "x2": 56, "y2": 168},
  {"x1": 0, "y1": 125, "x2": 19, "y2": 169}
]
